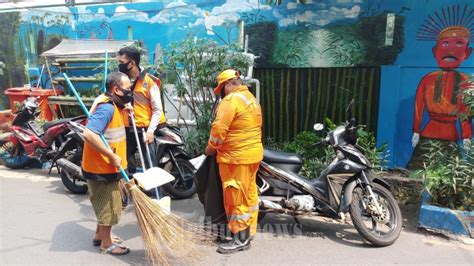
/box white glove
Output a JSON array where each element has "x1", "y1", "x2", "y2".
[
  {"x1": 412, "y1": 133, "x2": 420, "y2": 148},
  {"x1": 463, "y1": 139, "x2": 471, "y2": 149}
]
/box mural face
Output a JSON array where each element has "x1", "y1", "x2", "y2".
[{"x1": 432, "y1": 37, "x2": 472, "y2": 69}]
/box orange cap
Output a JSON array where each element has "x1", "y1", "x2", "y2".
[{"x1": 214, "y1": 69, "x2": 240, "y2": 95}]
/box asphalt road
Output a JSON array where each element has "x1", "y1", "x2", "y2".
[{"x1": 0, "y1": 166, "x2": 473, "y2": 265}]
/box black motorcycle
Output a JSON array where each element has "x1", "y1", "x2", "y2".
[
  {"x1": 155, "y1": 125, "x2": 196, "y2": 199},
  {"x1": 257, "y1": 119, "x2": 402, "y2": 247},
  {"x1": 52, "y1": 120, "x2": 87, "y2": 194}
]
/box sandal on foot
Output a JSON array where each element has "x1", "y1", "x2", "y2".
[
  {"x1": 100, "y1": 243, "x2": 130, "y2": 256},
  {"x1": 93, "y1": 236, "x2": 123, "y2": 246}
]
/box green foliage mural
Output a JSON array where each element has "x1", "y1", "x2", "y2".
[
  {"x1": 357, "y1": 13, "x2": 405, "y2": 66},
  {"x1": 247, "y1": 13, "x2": 405, "y2": 67},
  {"x1": 272, "y1": 27, "x2": 316, "y2": 67},
  {"x1": 245, "y1": 22, "x2": 278, "y2": 67},
  {"x1": 0, "y1": 12, "x2": 26, "y2": 106}
]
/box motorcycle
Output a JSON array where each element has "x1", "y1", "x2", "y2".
[
  {"x1": 155, "y1": 125, "x2": 196, "y2": 199},
  {"x1": 0, "y1": 96, "x2": 85, "y2": 169},
  {"x1": 257, "y1": 118, "x2": 402, "y2": 247},
  {"x1": 52, "y1": 120, "x2": 87, "y2": 194}
]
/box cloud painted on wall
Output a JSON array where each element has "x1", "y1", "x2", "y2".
[
  {"x1": 149, "y1": 0, "x2": 204, "y2": 24},
  {"x1": 273, "y1": 3, "x2": 361, "y2": 27},
  {"x1": 337, "y1": 0, "x2": 363, "y2": 3},
  {"x1": 111, "y1": 6, "x2": 149, "y2": 22},
  {"x1": 190, "y1": 0, "x2": 271, "y2": 35}
]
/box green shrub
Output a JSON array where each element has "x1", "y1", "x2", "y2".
[
  {"x1": 162, "y1": 37, "x2": 251, "y2": 157},
  {"x1": 420, "y1": 140, "x2": 473, "y2": 211}
]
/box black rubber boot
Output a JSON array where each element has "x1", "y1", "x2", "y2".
[{"x1": 217, "y1": 228, "x2": 251, "y2": 254}]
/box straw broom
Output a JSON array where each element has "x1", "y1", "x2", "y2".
[
  {"x1": 63, "y1": 73, "x2": 214, "y2": 265},
  {"x1": 129, "y1": 183, "x2": 214, "y2": 264}
]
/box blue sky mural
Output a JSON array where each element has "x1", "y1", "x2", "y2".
[{"x1": 16, "y1": 0, "x2": 406, "y2": 68}]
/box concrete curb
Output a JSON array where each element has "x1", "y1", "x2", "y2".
[{"x1": 418, "y1": 191, "x2": 473, "y2": 238}]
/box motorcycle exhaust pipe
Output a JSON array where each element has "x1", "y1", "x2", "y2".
[
  {"x1": 259, "y1": 197, "x2": 283, "y2": 210},
  {"x1": 56, "y1": 158, "x2": 83, "y2": 179}
]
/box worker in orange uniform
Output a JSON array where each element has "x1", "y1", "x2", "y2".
[
  {"x1": 118, "y1": 46, "x2": 166, "y2": 179},
  {"x1": 82, "y1": 72, "x2": 132, "y2": 255},
  {"x1": 205, "y1": 69, "x2": 263, "y2": 254}
]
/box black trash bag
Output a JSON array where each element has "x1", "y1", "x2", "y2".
[{"x1": 193, "y1": 155, "x2": 229, "y2": 238}]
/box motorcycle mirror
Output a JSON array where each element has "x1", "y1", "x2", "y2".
[{"x1": 313, "y1": 123, "x2": 324, "y2": 131}]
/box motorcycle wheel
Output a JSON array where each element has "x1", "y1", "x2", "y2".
[
  {"x1": 163, "y1": 158, "x2": 196, "y2": 199},
  {"x1": 1, "y1": 142, "x2": 32, "y2": 169},
  {"x1": 350, "y1": 183, "x2": 402, "y2": 247},
  {"x1": 60, "y1": 152, "x2": 88, "y2": 194}
]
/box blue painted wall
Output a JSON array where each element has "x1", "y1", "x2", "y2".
[{"x1": 1, "y1": 0, "x2": 473, "y2": 168}]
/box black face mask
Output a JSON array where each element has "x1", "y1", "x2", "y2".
[
  {"x1": 111, "y1": 87, "x2": 133, "y2": 108},
  {"x1": 118, "y1": 61, "x2": 131, "y2": 75}
]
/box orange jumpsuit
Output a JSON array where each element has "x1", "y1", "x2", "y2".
[
  {"x1": 413, "y1": 70, "x2": 472, "y2": 141},
  {"x1": 208, "y1": 85, "x2": 263, "y2": 236}
]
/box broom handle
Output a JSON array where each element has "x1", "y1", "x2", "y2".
[
  {"x1": 129, "y1": 110, "x2": 147, "y2": 171},
  {"x1": 63, "y1": 73, "x2": 131, "y2": 183},
  {"x1": 102, "y1": 51, "x2": 108, "y2": 93},
  {"x1": 142, "y1": 128, "x2": 161, "y2": 199}
]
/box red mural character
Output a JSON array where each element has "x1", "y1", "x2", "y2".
[{"x1": 411, "y1": 5, "x2": 474, "y2": 166}]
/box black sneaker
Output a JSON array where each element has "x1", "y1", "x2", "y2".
[{"x1": 217, "y1": 228, "x2": 251, "y2": 254}]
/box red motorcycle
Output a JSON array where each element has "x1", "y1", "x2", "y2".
[{"x1": 0, "y1": 97, "x2": 85, "y2": 169}]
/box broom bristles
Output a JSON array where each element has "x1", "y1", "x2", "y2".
[{"x1": 129, "y1": 185, "x2": 214, "y2": 265}]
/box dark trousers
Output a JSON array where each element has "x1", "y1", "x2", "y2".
[{"x1": 126, "y1": 127, "x2": 157, "y2": 174}]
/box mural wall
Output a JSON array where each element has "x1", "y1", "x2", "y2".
[
  {"x1": 0, "y1": 0, "x2": 472, "y2": 169},
  {"x1": 6, "y1": 0, "x2": 408, "y2": 70},
  {"x1": 378, "y1": 2, "x2": 474, "y2": 167}
]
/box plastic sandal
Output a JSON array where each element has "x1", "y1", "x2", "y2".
[{"x1": 100, "y1": 243, "x2": 130, "y2": 256}]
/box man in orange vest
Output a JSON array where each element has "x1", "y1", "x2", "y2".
[
  {"x1": 81, "y1": 72, "x2": 132, "y2": 256},
  {"x1": 205, "y1": 69, "x2": 263, "y2": 254},
  {"x1": 118, "y1": 46, "x2": 166, "y2": 175}
]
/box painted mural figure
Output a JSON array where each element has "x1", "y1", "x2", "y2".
[{"x1": 411, "y1": 6, "x2": 474, "y2": 167}]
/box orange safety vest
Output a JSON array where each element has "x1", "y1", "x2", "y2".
[
  {"x1": 123, "y1": 72, "x2": 166, "y2": 128},
  {"x1": 82, "y1": 95, "x2": 127, "y2": 174},
  {"x1": 208, "y1": 85, "x2": 263, "y2": 164}
]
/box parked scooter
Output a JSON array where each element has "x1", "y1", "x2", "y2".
[
  {"x1": 257, "y1": 119, "x2": 402, "y2": 247},
  {"x1": 0, "y1": 96, "x2": 85, "y2": 169},
  {"x1": 52, "y1": 120, "x2": 86, "y2": 194},
  {"x1": 155, "y1": 125, "x2": 196, "y2": 199}
]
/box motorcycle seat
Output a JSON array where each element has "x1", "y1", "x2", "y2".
[
  {"x1": 43, "y1": 115, "x2": 85, "y2": 131},
  {"x1": 263, "y1": 149, "x2": 303, "y2": 165}
]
